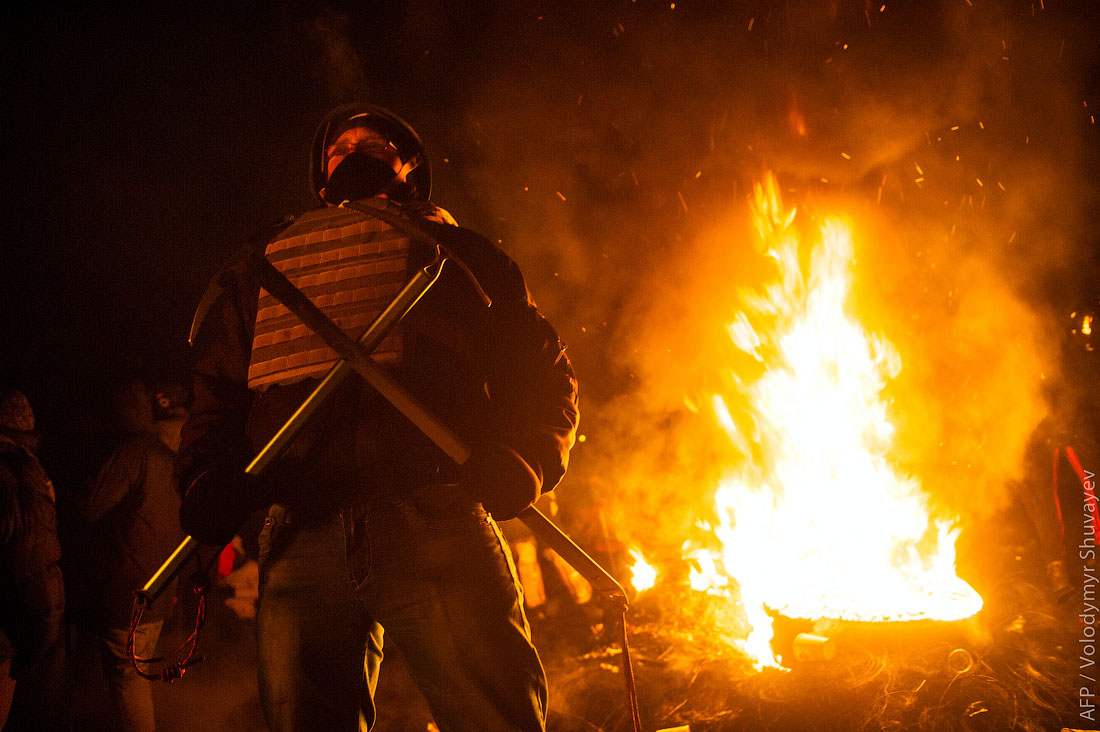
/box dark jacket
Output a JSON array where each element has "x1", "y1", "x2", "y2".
[
  {"x1": 84, "y1": 429, "x2": 183, "y2": 627},
  {"x1": 0, "y1": 436, "x2": 64, "y2": 675},
  {"x1": 178, "y1": 203, "x2": 580, "y2": 516}
]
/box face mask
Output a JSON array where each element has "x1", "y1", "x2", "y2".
[{"x1": 323, "y1": 152, "x2": 401, "y2": 204}]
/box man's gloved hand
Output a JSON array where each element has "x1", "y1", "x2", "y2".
[
  {"x1": 179, "y1": 466, "x2": 264, "y2": 547},
  {"x1": 460, "y1": 443, "x2": 542, "y2": 521}
]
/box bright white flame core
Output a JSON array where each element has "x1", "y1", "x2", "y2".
[{"x1": 628, "y1": 548, "x2": 658, "y2": 593}]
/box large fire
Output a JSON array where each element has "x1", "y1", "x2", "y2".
[{"x1": 631, "y1": 175, "x2": 983, "y2": 668}]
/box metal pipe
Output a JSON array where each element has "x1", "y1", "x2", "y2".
[{"x1": 516, "y1": 506, "x2": 625, "y2": 598}]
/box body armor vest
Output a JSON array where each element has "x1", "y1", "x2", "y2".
[{"x1": 247, "y1": 207, "x2": 413, "y2": 390}]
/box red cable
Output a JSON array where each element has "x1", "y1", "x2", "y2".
[{"x1": 1066, "y1": 445, "x2": 1098, "y2": 540}]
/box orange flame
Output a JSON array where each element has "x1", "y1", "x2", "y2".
[{"x1": 681, "y1": 174, "x2": 983, "y2": 668}]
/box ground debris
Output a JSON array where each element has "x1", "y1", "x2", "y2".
[{"x1": 541, "y1": 565, "x2": 1080, "y2": 731}]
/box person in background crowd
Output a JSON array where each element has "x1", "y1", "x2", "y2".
[
  {"x1": 82, "y1": 377, "x2": 185, "y2": 732},
  {"x1": 0, "y1": 389, "x2": 67, "y2": 732}
]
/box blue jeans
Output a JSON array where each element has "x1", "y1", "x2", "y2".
[{"x1": 256, "y1": 484, "x2": 547, "y2": 732}]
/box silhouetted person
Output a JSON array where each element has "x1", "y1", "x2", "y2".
[
  {"x1": 0, "y1": 389, "x2": 66, "y2": 732},
  {"x1": 82, "y1": 378, "x2": 184, "y2": 732},
  {"x1": 177, "y1": 104, "x2": 579, "y2": 732}
]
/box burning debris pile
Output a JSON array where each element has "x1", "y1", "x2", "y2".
[
  {"x1": 665, "y1": 176, "x2": 984, "y2": 667},
  {"x1": 498, "y1": 162, "x2": 1089, "y2": 732},
  {"x1": 528, "y1": 174, "x2": 1077, "y2": 731},
  {"x1": 541, "y1": 572, "x2": 1079, "y2": 731},
  {"x1": 619, "y1": 176, "x2": 991, "y2": 664}
]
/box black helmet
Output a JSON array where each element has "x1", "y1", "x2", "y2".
[{"x1": 309, "y1": 103, "x2": 431, "y2": 204}]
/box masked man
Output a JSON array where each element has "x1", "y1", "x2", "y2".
[{"x1": 176, "y1": 104, "x2": 579, "y2": 732}]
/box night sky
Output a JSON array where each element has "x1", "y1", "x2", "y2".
[
  {"x1": 3, "y1": 0, "x2": 1099, "y2": 447},
  {"x1": 3, "y1": 3, "x2": 438, "y2": 413}
]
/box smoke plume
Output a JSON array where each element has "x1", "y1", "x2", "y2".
[{"x1": 433, "y1": 1, "x2": 1097, "y2": 552}]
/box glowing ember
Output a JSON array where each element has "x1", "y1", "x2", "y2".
[{"x1": 685, "y1": 174, "x2": 983, "y2": 668}]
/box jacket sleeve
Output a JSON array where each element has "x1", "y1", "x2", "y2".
[
  {"x1": 176, "y1": 249, "x2": 259, "y2": 491},
  {"x1": 84, "y1": 439, "x2": 142, "y2": 523},
  {"x1": 438, "y1": 225, "x2": 580, "y2": 492}
]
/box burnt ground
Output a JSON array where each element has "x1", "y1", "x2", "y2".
[
  {"x1": 535, "y1": 500, "x2": 1089, "y2": 732},
  {"x1": 68, "y1": 503, "x2": 1089, "y2": 732}
]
